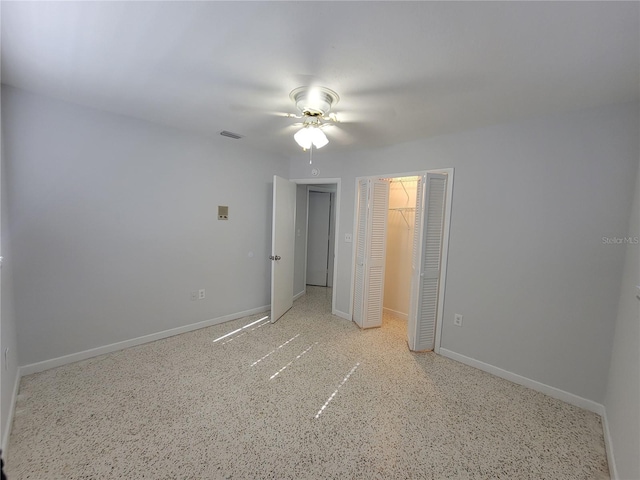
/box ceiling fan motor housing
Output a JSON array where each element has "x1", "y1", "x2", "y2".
[{"x1": 290, "y1": 86, "x2": 339, "y2": 117}]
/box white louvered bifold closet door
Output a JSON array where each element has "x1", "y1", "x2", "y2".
[
  {"x1": 409, "y1": 173, "x2": 447, "y2": 351},
  {"x1": 352, "y1": 179, "x2": 369, "y2": 328},
  {"x1": 407, "y1": 176, "x2": 425, "y2": 350},
  {"x1": 362, "y1": 180, "x2": 390, "y2": 328},
  {"x1": 352, "y1": 179, "x2": 390, "y2": 329}
]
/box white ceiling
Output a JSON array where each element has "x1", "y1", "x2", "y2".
[{"x1": 2, "y1": 1, "x2": 638, "y2": 156}]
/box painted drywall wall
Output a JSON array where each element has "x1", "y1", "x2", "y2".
[
  {"x1": 290, "y1": 102, "x2": 639, "y2": 403},
  {"x1": 384, "y1": 179, "x2": 418, "y2": 318},
  {"x1": 604, "y1": 153, "x2": 640, "y2": 480},
  {"x1": 3, "y1": 86, "x2": 288, "y2": 366},
  {"x1": 293, "y1": 184, "x2": 308, "y2": 297},
  {"x1": 0, "y1": 93, "x2": 20, "y2": 450}
]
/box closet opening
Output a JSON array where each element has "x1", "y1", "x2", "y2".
[
  {"x1": 351, "y1": 169, "x2": 453, "y2": 352},
  {"x1": 383, "y1": 177, "x2": 419, "y2": 329}
]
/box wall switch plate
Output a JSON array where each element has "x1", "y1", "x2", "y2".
[
  {"x1": 345, "y1": 233, "x2": 353, "y2": 243},
  {"x1": 198, "y1": 289, "x2": 206, "y2": 300},
  {"x1": 454, "y1": 314, "x2": 463, "y2": 326}
]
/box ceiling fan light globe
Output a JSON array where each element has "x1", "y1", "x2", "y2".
[
  {"x1": 310, "y1": 128, "x2": 329, "y2": 149},
  {"x1": 294, "y1": 127, "x2": 312, "y2": 150}
]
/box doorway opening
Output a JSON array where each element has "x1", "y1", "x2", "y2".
[
  {"x1": 351, "y1": 169, "x2": 453, "y2": 353},
  {"x1": 291, "y1": 178, "x2": 341, "y2": 316},
  {"x1": 306, "y1": 187, "x2": 336, "y2": 288}
]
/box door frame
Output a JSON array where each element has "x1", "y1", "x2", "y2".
[
  {"x1": 291, "y1": 178, "x2": 341, "y2": 317},
  {"x1": 349, "y1": 168, "x2": 454, "y2": 353}
]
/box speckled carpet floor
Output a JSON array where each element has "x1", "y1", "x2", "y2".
[{"x1": 7, "y1": 287, "x2": 609, "y2": 479}]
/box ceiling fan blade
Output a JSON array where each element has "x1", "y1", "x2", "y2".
[
  {"x1": 277, "y1": 124, "x2": 300, "y2": 136},
  {"x1": 331, "y1": 106, "x2": 397, "y2": 124},
  {"x1": 229, "y1": 104, "x2": 295, "y2": 118},
  {"x1": 322, "y1": 124, "x2": 356, "y2": 145}
]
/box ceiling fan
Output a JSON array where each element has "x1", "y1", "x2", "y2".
[
  {"x1": 229, "y1": 79, "x2": 392, "y2": 150},
  {"x1": 286, "y1": 86, "x2": 342, "y2": 151}
]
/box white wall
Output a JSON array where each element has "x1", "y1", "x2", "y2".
[
  {"x1": 3, "y1": 86, "x2": 289, "y2": 366},
  {"x1": 604, "y1": 154, "x2": 640, "y2": 480},
  {"x1": 290, "y1": 102, "x2": 639, "y2": 404},
  {"x1": 0, "y1": 90, "x2": 20, "y2": 451}
]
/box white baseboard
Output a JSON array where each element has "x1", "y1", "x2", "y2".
[
  {"x1": 439, "y1": 348, "x2": 605, "y2": 415},
  {"x1": 20, "y1": 305, "x2": 270, "y2": 376},
  {"x1": 602, "y1": 409, "x2": 618, "y2": 480},
  {"x1": 333, "y1": 309, "x2": 351, "y2": 321},
  {"x1": 293, "y1": 290, "x2": 306, "y2": 301},
  {"x1": 383, "y1": 307, "x2": 407, "y2": 320},
  {"x1": 2, "y1": 368, "x2": 21, "y2": 453}
]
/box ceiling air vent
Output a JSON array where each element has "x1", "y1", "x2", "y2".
[{"x1": 220, "y1": 130, "x2": 244, "y2": 140}]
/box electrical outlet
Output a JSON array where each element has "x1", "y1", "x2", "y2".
[
  {"x1": 190, "y1": 291, "x2": 198, "y2": 301},
  {"x1": 198, "y1": 289, "x2": 206, "y2": 300},
  {"x1": 345, "y1": 233, "x2": 353, "y2": 243},
  {"x1": 454, "y1": 314, "x2": 463, "y2": 326}
]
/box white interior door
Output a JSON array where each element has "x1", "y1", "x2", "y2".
[
  {"x1": 408, "y1": 173, "x2": 447, "y2": 350},
  {"x1": 353, "y1": 179, "x2": 390, "y2": 329},
  {"x1": 270, "y1": 175, "x2": 297, "y2": 323},
  {"x1": 306, "y1": 191, "x2": 331, "y2": 286}
]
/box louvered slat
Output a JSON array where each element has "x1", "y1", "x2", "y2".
[
  {"x1": 365, "y1": 266, "x2": 385, "y2": 327},
  {"x1": 369, "y1": 182, "x2": 388, "y2": 260},
  {"x1": 412, "y1": 177, "x2": 423, "y2": 269}
]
